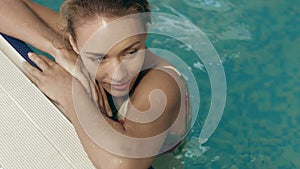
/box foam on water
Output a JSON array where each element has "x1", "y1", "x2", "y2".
[
  {"x1": 217, "y1": 23, "x2": 252, "y2": 40},
  {"x1": 183, "y1": 0, "x2": 233, "y2": 12},
  {"x1": 183, "y1": 136, "x2": 210, "y2": 164},
  {"x1": 149, "y1": 3, "x2": 252, "y2": 67},
  {"x1": 193, "y1": 61, "x2": 206, "y2": 72}
]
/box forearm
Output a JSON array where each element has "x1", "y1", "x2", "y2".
[
  {"x1": 22, "y1": 0, "x2": 66, "y2": 35},
  {"x1": 62, "y1": 80, "x2": 154, "y2": 169},
  {"x1": 0, "y1": 0, "x2": 62, "y2": 56}
]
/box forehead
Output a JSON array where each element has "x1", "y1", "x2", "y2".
[{"x1": 76, "y1": 15, "x2": 146, "y2": 55}]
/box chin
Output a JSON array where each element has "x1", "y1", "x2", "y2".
[{"x1": 106, "y1": 89, "x2": 130, "y2": 98}]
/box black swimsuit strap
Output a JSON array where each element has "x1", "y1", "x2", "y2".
[{"x1": 106, "y1": 69, "x2": 151, "y2": 121}]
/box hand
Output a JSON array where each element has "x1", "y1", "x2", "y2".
[
  {"x1": 53, "y1": 48, "x2": 112, "y2": 117},
  {"x1": 52, "y1": 48, "x2": 98, "y2": 105},
  {"x1": 23, "y1": 53, "x2": 73, "y2": 106},
  {"x1": 23, "y1": 52, "x2": 112, "y2": 118}
]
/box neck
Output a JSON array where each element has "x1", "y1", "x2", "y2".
[{"x1": 113, "y1": 96, "x2": 128, "y2": 108}]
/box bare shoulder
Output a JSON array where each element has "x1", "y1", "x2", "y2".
[
  {"x1": 121, "y1": 51, "x2": 187, "y2": 138},
  {"x1": 131, "y1": 68, "x2": 183, "y2": 107},
  {"x1": 123, "y1": 68, "x2": 184, "y2": 137}
]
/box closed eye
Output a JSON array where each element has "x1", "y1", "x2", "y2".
[
  {"x1": 89, "y1": 55, "x2": 105, "y2": 62},
  {"x1": 84, "y1": 52, "x2": 105, "y2": 62},
  {"x1": 124, "y1": 49, "x2": 138, "y2": 58},
  {"x1": 129, "y1": 49, "x2": 138, "y2": 55}
]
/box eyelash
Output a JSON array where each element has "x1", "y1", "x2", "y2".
[
  {"x1": 90, "y1": 56, "x2": 104, "y2": 62},
  {"x1": 89, "y1": 49, "x2": 139, "y2": 62},
  {"x1": 125, "y1": 49, "x2": 138, "y2": 58}
]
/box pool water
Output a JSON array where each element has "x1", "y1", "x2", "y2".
[{"x1": 33, "y1": 0, "x2": 300, "y2": 168}]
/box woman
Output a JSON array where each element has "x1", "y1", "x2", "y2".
[{"x1": 0, "y1": 0, "x2": 189, "y2": 168}]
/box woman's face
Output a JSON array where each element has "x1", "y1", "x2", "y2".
[{"x1": 71, "y1": 16, "x2": 147, "y2": 97}]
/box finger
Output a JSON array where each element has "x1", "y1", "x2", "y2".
[
  {"x1": 95, "y1": 83, "x2": 106, "y2": 115},
  {"x1": 74, "y1": 61, "x2": 96, "y2": 101},
  {"x1": 27, "y1": 73, "x2": 40, "y2": 86},
  {"x1": 74, "y1": 61, "x2": 90, "y2": 91},
  {"x1": 98, "y1": 93, "x2": 106, "y2": 115},
  {"x1": 39, "y1": 55, "x2": 56, "y2": 67},
  {"x1": 81, "y1": 67, "x2": 97, "y2": 102},
  {"x1": 23, "y1": 62, "x2": 40, "y2": 85},
  {"x1": 94, "y1": 82, "x2": 102, "y2": 109},
  {"x1": 80, "y1": 62, "x2": 99, "y2": 106},
  {"x1": 79, "y1": 73, "x2": 92, "y2": 98},
  {"x1": 88, "y1": 72, "x2": 98, "y2": 103},
  {"x1": 23, "y1": 61, "x2": 43, "y2": 78},
  {"x1": 99, "y1": 84, "x2": 112, "y2": 117},
  {"x1": 28, "y1": 53, "x2": 50, "y2": 71}
]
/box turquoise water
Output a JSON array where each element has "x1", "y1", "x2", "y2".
[{"x1": 34, "y1": 0, "x2": 300, "y2": 168}]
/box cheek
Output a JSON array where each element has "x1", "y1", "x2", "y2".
[
  {"x1": 95, "y1": 67, "x2": 106, "y2": 81},
  {"x1": 126, "y1": 55, "x2": 145, "y2": 75},
  {"x1": 93, "y1": 64, "x2": 108, "y2": 83}
]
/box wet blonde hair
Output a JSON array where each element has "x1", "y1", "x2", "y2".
[{"x1": 60, "y1": 0, "x2": 151, "y2": 40}]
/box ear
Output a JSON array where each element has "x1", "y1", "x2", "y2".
[{"x1": 69, "y1": 34, "x2": 80, "y2": 54}]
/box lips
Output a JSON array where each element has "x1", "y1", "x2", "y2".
[{"x1": 110, "y1": 81, "x2": 130, "y2": 91}]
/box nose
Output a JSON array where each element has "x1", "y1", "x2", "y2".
[{"x1": 109, "y1": 58, "x2": 128, "y2": 83}]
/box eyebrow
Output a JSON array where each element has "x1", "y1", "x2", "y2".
[{"x1": 84, "y1": 41, "x2": 141, "y2": 57}]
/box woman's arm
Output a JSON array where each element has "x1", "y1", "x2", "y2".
[
  {"x1": 0, "y1": 0, "x2": 61, "y2": 57},
  {"x1": 0, "y1": 0, "x2": 99, "y2": 105},
  {"x1": 24, "y1": 53, "x2": 184, "y2": 169},
  {"x1": 22, "y1": 0, "x2": 66, "y2": 37},
  {"x1": 0, "y1": 0, "x2": 72, "y2": 67}
]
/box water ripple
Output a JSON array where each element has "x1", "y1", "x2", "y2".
[
  {"x1": 183, "y1": 0, "x2": 233, "y2": 12},
  {"x1": 217, "y1": 23, "x2": 252, "y2": 40}
]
